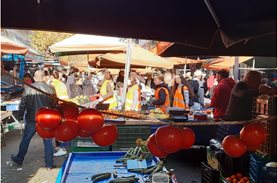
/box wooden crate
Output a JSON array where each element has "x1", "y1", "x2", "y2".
[
  {"x1": 257, "y1": 115, "x2": 276, "y2": 160},
  {"x1": 254, "y1": 95, "x2": 276, "y2": 116}
]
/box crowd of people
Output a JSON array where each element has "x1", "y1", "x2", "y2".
[{"x1": 4, "y1": 64, "x2": 276, "y2": 169}]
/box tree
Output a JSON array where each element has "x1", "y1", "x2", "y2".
[{"x1": 30, "y1": 31, "x2": 72, "y2": 54}]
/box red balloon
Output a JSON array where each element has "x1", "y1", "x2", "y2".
[
  {"x1": 222, "y1": 135, "x2": 247, "y2": 158},
  {"x1": 36, "y1": 124, "x2": 55, "y2": 139},
  {"x1": 240, "y1": 123, "x2": 267, "y2": 151},
  {"x1": 92, "y1": 125, "x2": 118, "y2": 146},
  {"x1": 78, "y1": 129, "x2": 93, "y2": 137},
  {"x1": 58, "y1": 102, "x2": 79, "y2": 121},
  {"x1": 77, "y1": 108, "x2": 104, "y2": 133},
  {"x1": 54, "y1": 121, "x2": 80, "y2": 142},
  {"x1": 155, "y1": 126, "x2": 184, "y2": 153},
  {"x1": 36, "y1": 107, "x2": 62, "y2": 130},
  {"x1": 181, "y1": 127, "x2": 196, "y2": 149},
  {"x1": 147, "y1": 134, "x2": 169, "y2": 158}
]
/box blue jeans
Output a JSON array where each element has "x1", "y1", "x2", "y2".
[{"x1": 13, "y1": 122, "x2": 54, "y2": 167}]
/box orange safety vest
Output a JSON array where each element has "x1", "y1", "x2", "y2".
[
  {"x1": 154, "y1": 87, "x2": 170, "y2": 113},
  {"x1": 173, "y1": 86, "x2": 188, "y2": 109}
]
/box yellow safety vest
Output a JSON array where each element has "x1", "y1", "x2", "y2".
[
  {"x1": 125, "y1": 84, "x2": 141, "y2": 111},
  {"x1": 51, "y1": 79, "x2": 69, "y2": 99},
  {"x1": 100, "y1": 80, "x2": 117, "y2": 109}
]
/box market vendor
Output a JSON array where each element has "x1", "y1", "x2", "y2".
[
  {"x1": 171, "y1": 74, "x2": 193, "y2": 109},
  {"x1": 92, "y1": 70, "x2": 117, "y2": 109},
  {"x1": 152, "y1": 74, "x2": 170, "y2": 113},
  {"x1": 125, "y1": 75, "x2": 141, "y2": 111},
  {"x1": 204, "y1": 69, "x2": 235, "y2": 120},
  {"x1": 224, "y1": 70, "x2": 261, "y2": 121}
]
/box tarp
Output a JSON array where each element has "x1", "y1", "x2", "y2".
[
  {"x1": 1, "y1": 35, "x2": 28, "y2": 55},
  {"x1": 2, "y1": 0, "x2": 276, "y2": 56},
  {"x1": 165, "y1": 57, "x2": 206, "y2": 65},
  {"x1": 49, "y1": 34, "x2": 127, "y2": 55},
  {"x1": 95, "y1": 45, "x2": 173, "y2": 69},
  {"x1": 203, "y1": 56, "x2": 253, "y2": 70}
]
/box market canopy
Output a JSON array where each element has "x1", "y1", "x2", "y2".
[
  {"x1": 2, "y1": 0, "x2": 276, "y2": 56},
  {"x1": 93, "y1": 45, "x2": 174, "y2": 69},
  {"x1": 49, "y1": 34, "x2": 127, "y2": 55},
  {"x1": 1, "y1": 35, "x2": 28, "y2": 55},
  {"x1": 203, "y1": 56, "x2": 253, "y2": 70},
  {"x1": 165, "y1": 57, "x2": 207, "y2": 65}
]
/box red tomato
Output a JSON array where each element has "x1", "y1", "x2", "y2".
[
  {"x1": 245, "y1": 143, "x2": 262, "y2": 152},
  {"x1": 147, "y1": 134, "x2": 169, "y2": 158},
  {"x1": 155, "y1": 126, "x2": 184, "y2": 153},
  {"x1": 222, "y1": 135, "x2": 247, "y2": 158},
  {"x1": 91, "y1": 125, "x2": 118, "y2": 146},
  {"x1": 78, "y1": 129, "x2": 93, "y2": 137},
  {"x1": 57, "y1": 102, "x2": 79, "y2": 121},
  {"x1": 36, "y1": 124, "x2": 55, "y2": 139},
  {"x1": 240, "y1": 123, "x2": 267, "y2": 151},
  {"x1": 54, "y1": 120, "x2": 80, "y2": 142},
  {"x1": 77, "y1": 108, "x2": 104, "y2": 133},
  {"x1": 181, "y1": 127, "x2": 196, "y2": 149},
  {"x1": 36, "y1": 107, "x2": 62, "y2": 130}
]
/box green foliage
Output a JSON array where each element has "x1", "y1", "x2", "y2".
[{"x1": 30, "y1": 31, "x2": 72, "y2": 54}]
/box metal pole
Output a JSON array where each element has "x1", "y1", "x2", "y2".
[
  {"x1": 121, "y1": 39, "x2": 132, "y2": 111},
  {"x1": 252, "y1": 57, "x2": 255, "y2": 70},
  {"x1": 184, "y1": 57, "x2": 187, "y2": 75},
  {"x1": 234, "y1": 56, "x2": 239, "y2": 81}
]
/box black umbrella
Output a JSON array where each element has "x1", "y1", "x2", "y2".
[{"x1": 2, "y1": 0, "x2": 276, "y2": 56}]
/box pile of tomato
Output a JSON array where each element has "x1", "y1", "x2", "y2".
[
  {"x1": 147, "y1": 126, "x2": 196, "y2": 158},
  {"x1": 225, "y1": 173, "x2": 250, "y2": 183},
  {"x1": 35, "y1": 102, "x2": 118, "y2": 146},
  {"x1": 222, "y1": 123, "x2": 267, "y2": 158}
]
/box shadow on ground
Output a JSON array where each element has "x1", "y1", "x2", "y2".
[{"x1": 1, "y1": 130, "x2": 67, "y2": 183}]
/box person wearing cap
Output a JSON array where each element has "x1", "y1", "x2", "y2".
[
  {"x1": 205, "y1": 69, "x2": 235, "y2": 120},
  {"x1": 11, "y1": 70, "x2": 56, "y2": 170},
  {"x1": 193, "y1": 70, "x2": 205, "y2": 106}
]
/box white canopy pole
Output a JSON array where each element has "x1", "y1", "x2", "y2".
[
  {"x1": 252, "y1": 57, "x2": 256, "y2": 70},
  {"x1": 184, "y1": 57, "x2": 187, "y2": 74},
  {"x1": 234, "y1": 56, "x2": 239, "y2": 82},
  {"x1": 121, "y1": 39, "x2": 132, "y2": 111}
]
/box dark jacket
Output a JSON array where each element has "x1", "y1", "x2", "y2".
[
  {"x1": 210, "y1": 78, "x2": 235, "y2": 119},
  {"x1": 224, "y1": 81, "x2": 258, "y2": 121},
  {"x1": 145, "y1": 79, "x2": 156, "y2": 89},
  {"x1": 17, "y1": 81, "x2": 57, "y2": 122},
  {"x1": 82, "y1": 79, "x2": 95, "y2": 96},
  {"x1": 152, "y1": 83, "x2": 169, "y2": 105}
]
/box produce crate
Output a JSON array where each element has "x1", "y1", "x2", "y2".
[
  {"x1": 201, "y1": 162, "x2": 220, "y2": 183},
  {"x1": 253, "y1": 95, "x2": 276, "y2": 116},
  {"x1": 257, "y1": 115, "x2": 277, "y2": 160},
  {"x1": 249, "y1": 152, "x2": 270, "y2": 183},
  {"x1": 150, "y1": 125, "x2": 164, "y2": 134},
  {"x1": 215, "y1": 124, "x2": 242, "y2": 142},
  {"x1": 70, "y1": 137, "x2": 111, "y2": 152},
  {"x1": 112, "y1": 125, "x2": 151, "y2": 150}
]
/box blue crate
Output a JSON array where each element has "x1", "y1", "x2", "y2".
[
  {"x1": 249, "y1": 153, "x2": 270, "y2": 183},
  {"x1": 6, "y1": 104, "x2": 19, "y2": 111},
  {"x1": 56, "y1": 152, "x2": 176, "y2": 183},
  {"x1": 150, "y1": 125, "x2": 164, "y2": 134}
]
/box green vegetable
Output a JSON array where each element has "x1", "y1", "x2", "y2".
[
  {"x1": 120, "y1": 175, "x2": 135, "y2": 178},
  {"x1": 151, "y1": 165, "x2": 164, "y2": 175},
  {"x1": 91, "y1": 173, "x2": 111, "y2": 182}
]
